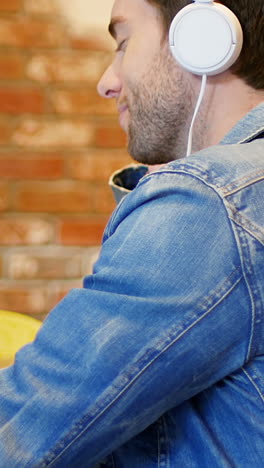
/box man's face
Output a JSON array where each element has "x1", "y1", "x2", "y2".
[{"x1": 97, "y1": 0, "x2": 195, "y2": 164}]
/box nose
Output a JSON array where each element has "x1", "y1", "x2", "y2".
[{"x1": 97, "y1": 64, "x2": 122, "y2": 99}]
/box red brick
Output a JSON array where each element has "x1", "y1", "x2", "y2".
[
  {"x1": 95, "y1": 125, "x2": 127, "y2": 148},
  {"x1": 52, "y1": 88, "x2": 116, "y2": 115},
  {"x1": 0, "y1": 0, "x2": 22, "y2": 12},
  {"x1": 0, "y1": 119, "x2": 12, "y2": 144},
  {"x1": 0, "y1": 283, "x2": 48, "y2": 317},
  {"x1": 15, "y1": 181, "x2": 93, "y2": 213},
  {"x1": 24, "y1": 0, "x2": 58, "y2": 15},
  {"x1": 0, "y1": 88, "x2": 45, "y2": 114},
  {"x1": 0, "y1": 54, "x2": 25, "y2": 80},
  {"x1": 80, "y1": 247, "x2": 101, "y2": 274},
  {"x1": 59, "y1": 217, "x2": 108, "y2": 246},
  {"x1": 13, "y1": 119, "x2": 93, "y2": 148},
  {"x1": 8, "y1": 250, "x2": 83, "y2": 280},
  {"x1": 0, "y1": 18, "x2": 67, "y2": 48},
  {"x1": 0, "y1": 183, "x2": 9, "y2": 211},
  {"x1": 71, "y1": 36, "x2": 113, "y2": 52},
  {"x1": 26, "y1": 52, "x2": 111, "y2": 84},
  {"x1": 0, "y1": 152, "x2": 64, "y2": 179},
  {"x1": 67, "y1": 149, "x2": 131, "y2": 182},
  {"x1": 94, "y1": 185, "x2": 116, "y2": 215},
  {"x1": 0, "y1": 218, "x2": 54, "y2": 245}
]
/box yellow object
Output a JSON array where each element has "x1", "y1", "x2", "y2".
[{"x1": 0, "y1": 310, "x2": 41, "y2": 369}]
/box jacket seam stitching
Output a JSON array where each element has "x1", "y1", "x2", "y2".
[
  {"x1": 232, "y1": 223, "x2": 258, "y2": 361},
  {"x1": 229, "y1": 216, "x2": 264, "y2": 246},
  {"x1": 137, "y1": 167, "x2": 264, "y2": 195},
  {"x1": 221, "y1": 175, "x2": 264, "y2": 196},
  {"x1": 241, "y1": 368, "x2": 264, "y2": 404},
  {"x1": 238, "y1": 126, "x2": 264, "y2": 144}
]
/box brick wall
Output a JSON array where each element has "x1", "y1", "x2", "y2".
[{"x1": 0, "y1": 0, "x2": 131, "y2": 319}]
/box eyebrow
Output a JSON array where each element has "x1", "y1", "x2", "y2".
[{"x1": 108, "y1": 16, "x2": 127, "y2": 39}]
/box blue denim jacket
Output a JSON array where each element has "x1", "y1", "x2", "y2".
[{"x1": 0, "y1": 103, "x2": 264, "y2": 467}]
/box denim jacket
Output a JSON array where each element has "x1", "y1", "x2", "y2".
[{"x1": 0, "y1": 103, "x2": 264, "y2": 467}]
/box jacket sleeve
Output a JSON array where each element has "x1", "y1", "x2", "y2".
[{"x1": 0, "y1": 169, "x2": 252, "y2": 467}]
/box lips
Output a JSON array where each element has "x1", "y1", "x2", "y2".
[
  {"x1": 118, "y1": 103, "x2": 128, "y2": 115},
  {"x1": 118, "y1": 103, "x2": 129, "y2": 130}
]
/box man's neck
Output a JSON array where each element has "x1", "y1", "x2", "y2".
[{"x1": 194, "y1": 72, "x2": 264, "y2": 150}]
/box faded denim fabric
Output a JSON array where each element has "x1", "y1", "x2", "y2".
[{"x1": 0, "y1": 103, "x2": 263, "y2": 467}]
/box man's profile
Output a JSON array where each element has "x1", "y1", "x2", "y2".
[{"x1": 0, "y1": 1, "x2": 263, "y2": 466}]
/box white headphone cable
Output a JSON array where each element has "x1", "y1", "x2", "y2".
[{"x1": 186, "y1": 73, "x2": 207, "y2": 157}]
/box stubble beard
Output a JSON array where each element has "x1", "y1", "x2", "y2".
[{"x1": 126, "y1": 51, "x2": 195, "y2": 165}]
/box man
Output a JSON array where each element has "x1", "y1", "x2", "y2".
[{"x1": 0, "y1": 0, "x2": 263, "y2": 466}]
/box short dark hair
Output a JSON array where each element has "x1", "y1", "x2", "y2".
[{"x1": 146, "y1": 0, "x2": 264, "y2": 89}]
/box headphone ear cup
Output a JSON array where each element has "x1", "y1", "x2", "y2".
[{"x1": 169, "y1": 2, "x2": 243, "y2": 75}]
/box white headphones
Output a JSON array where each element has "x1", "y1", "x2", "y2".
[{"x1": 169, "y1": 0, "x2": 243, "y2": 75}]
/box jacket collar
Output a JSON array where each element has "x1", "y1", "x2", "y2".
[{"x1": 221, "y1": 102, "x2": 264, "y2": 145}]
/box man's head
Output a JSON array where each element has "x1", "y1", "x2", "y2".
[
  {"x1": 98, "y1": 0, "x2": 196, "y2": 164},
  {"x1": 97, "y1": 0, "x2": 264, "y2": 165}
]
